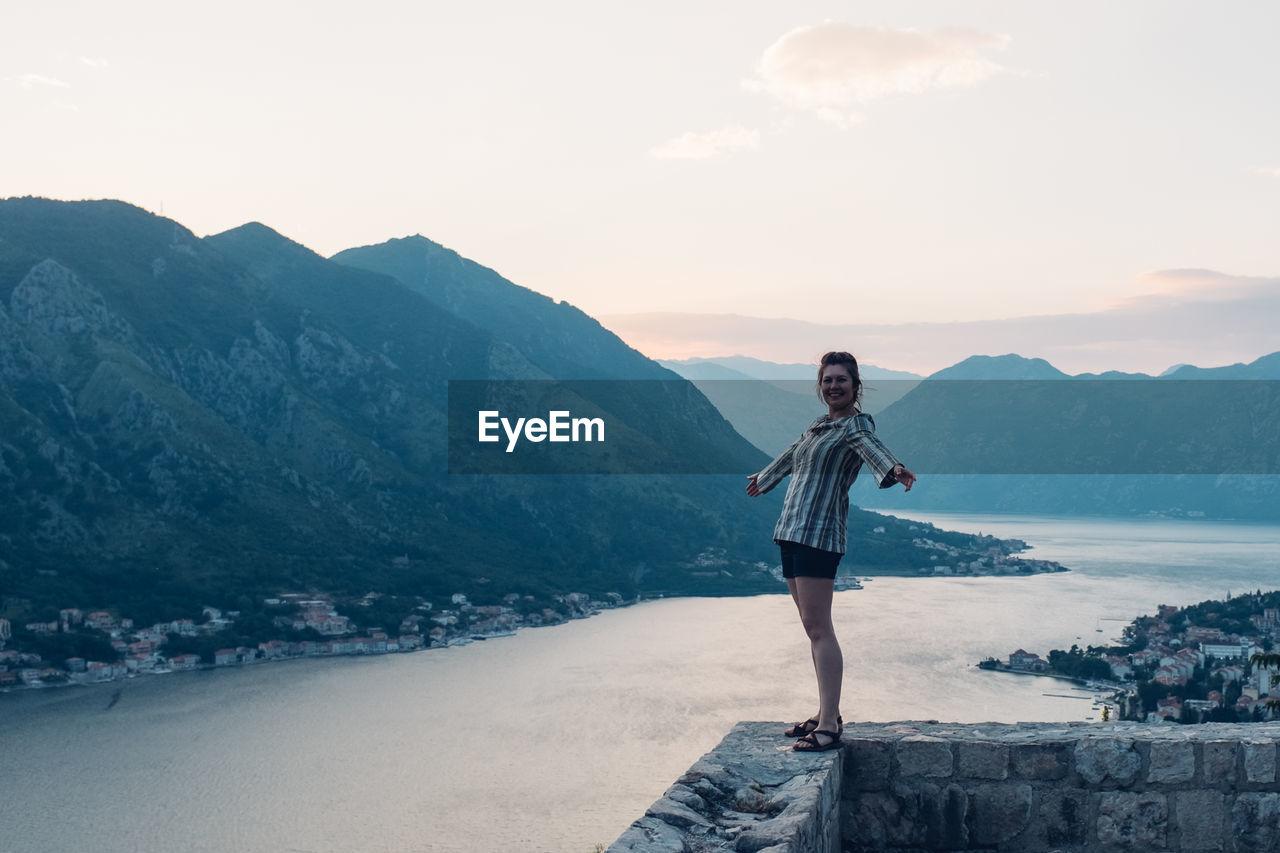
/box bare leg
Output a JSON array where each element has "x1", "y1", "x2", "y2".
[
  {"x1": 793, "y1": 576, "x2": 841, "y2": 742},
  {"x1": 785, "y1": 578, "x2": 820, "y2": 726}
]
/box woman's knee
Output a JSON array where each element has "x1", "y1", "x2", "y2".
[{"x1": 800, "y1": 613, "x2": 835, "y2": 644}]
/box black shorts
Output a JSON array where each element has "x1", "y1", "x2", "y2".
[{"x1": 776, "y1": 539, "x2": 843, "y2": 580}]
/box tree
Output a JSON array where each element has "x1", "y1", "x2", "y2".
[{"x1": 1249, "y1": 652, "x2": 1280, "y2": 714}]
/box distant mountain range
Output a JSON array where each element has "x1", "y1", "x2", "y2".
[
  {"x1": 0, "y1": 198, "x2": 1016, "y2": 627},
  {"x1": 660, "y1": 355, "x2": 921, "y2": 381},
  {"x1": 661, "y1": 352, "x2": 1280, "y2": 520}
]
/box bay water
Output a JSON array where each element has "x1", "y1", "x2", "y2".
[{"x1": 2, "y1": 513, "x2": 1278, "y2": 852}]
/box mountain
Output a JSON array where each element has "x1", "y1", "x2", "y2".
[
  {"x1": 926, "y1": 354, "x2": 1068, "y2": 381},
  {"x1": 657, "y1": 357, "x2": 923, "y2": 457},
  {"x1": 0, "y1": 198, "x2": 1018, "y2": 633},
  {"x1": 331, "y1": 235, "x2": 667, "y2": 380},
  {"x1": 659, "y1": 360, "x2": 757, "y2": 381},
  {"x1": 662, "y1": 355, "x2": 921, "y2": 381},
  {"x1": 853, "y1": 354, "x2": 1280, "y2": 520},
  {"x1": 1163, "y1": 352, "x2": 1280, "y2": 379},
  {"x1": 926, "y1": 352, "x2": 1280, "y2": 382}
]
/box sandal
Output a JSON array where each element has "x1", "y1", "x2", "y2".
[
  {"x1": 783, "y1": 715, "x2": 843, "y2": 738},
  {"x1": 793, "y1": 729, "x2": 842, "y2": 752}
]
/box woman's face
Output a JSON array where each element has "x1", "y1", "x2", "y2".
[{"x1": 820, "y1": 363, "x2": 855, "y2": 410}]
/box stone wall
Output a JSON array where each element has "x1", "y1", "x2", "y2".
[{"x1": 608, "y1": 721, "x2": 1280, "y2": 852}]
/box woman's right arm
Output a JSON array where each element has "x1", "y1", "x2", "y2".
[{"x1": 746, "y1": 434, "x2": 802, "y2": 497}]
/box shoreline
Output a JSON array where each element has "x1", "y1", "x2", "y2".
[{"x1": 2, "y1": 560, "x2": 1072, "y2": 698}]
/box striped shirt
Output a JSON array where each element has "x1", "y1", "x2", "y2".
[{"x1": 754, "y1": 412, "x2": 902, "y2": 554}]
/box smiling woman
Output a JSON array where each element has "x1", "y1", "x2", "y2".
[{"x1": 746, "y1": 350, "x2": 916, "y2": 752}]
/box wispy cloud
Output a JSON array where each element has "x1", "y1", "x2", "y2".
[
  {"x1": 9, "y1": 73, "x2": 71, "y2": 89},
  {"x1": 1111, "y1": 269, "x2": 1280, "y2": 307},
  {"x1": 80, "y1": 56, "x2": 111, "y2": 69},
  {"x1": 1255, "y1": 166, "x2": 1280, "y2": 178},
  {"x1": 744, "y1": 23, "x2": 1009, "y2": 127},
  {"x1": 600, "y1": 269, "x2": 1280, "y2": 375},
  {"x1": 649, "y1": 124, "x2": 760, "y2": 160}
]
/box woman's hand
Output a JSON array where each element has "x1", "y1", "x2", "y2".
[
  {"x1": 746, "y1": 474, "x2": 761, "y2": 497},
  {"x1": 893, "y1": 464, "x2": 916, "y2": 492}
]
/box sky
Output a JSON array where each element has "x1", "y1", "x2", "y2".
[{"x1": 3, "y1": 1, "x2": 1279, "y2": 375}]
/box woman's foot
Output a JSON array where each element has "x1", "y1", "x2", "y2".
[
  {"x1": 784, "y1": 717, "x2": 819, "y2": 737},
  {"x1": 783, "y1": 715, "x2": 842, "y2": 738},
  {"x1": 793, "y1": 729, "x2": 842, "y2": 752}
]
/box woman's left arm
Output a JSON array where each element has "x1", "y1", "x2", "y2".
[{"x1": 848, "y1": 413, "x2": 915, "y2": 491}]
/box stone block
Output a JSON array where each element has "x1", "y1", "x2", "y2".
[
  {"x1": 842, "y1": 787, "x2": 919, "y2": 850},
  {"x1": 646, "y1": 798, "x2": 712, "y2": 829},
  {"x1": 844, "y1": 739, "x2": 891, "y2": 792},
  {"x1": 906, "y1": 782, "x2": 968, "y2": 850},
  {"x1": 609, "y1": 816, "x2": 689, "y2": 852},
  {"x1": 1174, "y1": 790, "x2": 1225, "y2": 852},
  {"x1": 1011, "y1": 743, "x2": 1069, "y2": 781},
  {"x1": 1203, "y1": 740, "x2": 1238, "y2": 784},
  {"x1": 664, "y1": 783, "x2": 709, "y2": 812},
  {"x1": 1032, "y1": 788, "x2": 1089, "y2": 850},
  {"x1": 969, "y1": 783, "x2": 1033, "y2": 846},
  {"x1": 735, "y1": 812, "x2": 808, "y2": 853},
  {"x1": 1148, "y1": 740, "x2": 1196, "y2": 784},
  {"x1": 957, "y1": 740, "x2": 1009, "y2": 780},
  {"x1": 897, "y1": 735, "x2": 953, "y2": 778},
  {"x1": 1075, "y1": 737, "x2": 1141, "y2": 786},
  {"x1": 1231, "y1": 793, "x2": 1280, "y2": 853},
  {"x1": 1243, "y1": 740, "x2": 1277, "y2": 784},
  {"x1": 1096, "y1": 791, "x2": 1168, "y2": 848}
]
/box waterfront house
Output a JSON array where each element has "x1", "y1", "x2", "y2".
[
  {"x1": 258, "y1": 640, "x2": 288, "y2": 660},
  {"x1": 214, "y1": 649, "x2": 237, "y2": 666},
  {"x1": 85, "y1": 661, "x2": 112, "y2": 681},
  {"x1": 1008, "y1": 649, "x2": 1047, "y2": 672}
]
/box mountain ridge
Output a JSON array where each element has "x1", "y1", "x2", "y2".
[{"x1": 1, "y1": 198, "x2": 1017, "y2": 638}]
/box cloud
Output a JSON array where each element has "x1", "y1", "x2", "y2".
[
  {"x1": 649, "y1": 124, "x2": 760, "y2": 160},
  {"x1": 80, "y1": 57, "x2": 111, "y2": 69},
  {"x1": 1116, "y1": 269, "x2": 1280, "y2": 306},
  {"x1": 1256, "y1": 166, "x2": 1280, "y2": 178},
  {"x1": 744, "y1": 23, "x2": 1009, "y2": 126},
  {"x1": 9, "y1": 73, "x2": 71, "y2": 89},
  {"x1": 599, "y1": 269, "x2": 1280, "y2": 375}
]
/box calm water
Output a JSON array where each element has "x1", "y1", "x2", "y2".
[{"x1": 2, "y1": 513, "x2": 1279, "y2": 852}]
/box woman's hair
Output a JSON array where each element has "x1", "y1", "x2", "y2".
[{"x1": 816, "y1": 351, "x2": 862, "y2": 411}]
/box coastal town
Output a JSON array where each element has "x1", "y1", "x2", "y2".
[
  {"x1": 0, "y1": 589, "x2": 622, "y2": 691},
  {"x1": 901, "y1": 529, "x2": 1066, "y2": 576},
  {"x1": 984, "y1": 590, "x2": 1280, "y2": 723},
  {"x1": 1, "y1": 535, "x2": 1069, "y2": 693}
]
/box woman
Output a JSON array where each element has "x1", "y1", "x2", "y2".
[{"x1": 746, "y1": 351, "x2": 915, "y2": 752}]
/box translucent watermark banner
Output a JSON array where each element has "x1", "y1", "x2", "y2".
[
  {"x1": 448, "y1": 379, "x2": 1280, "y2": 475},
  {"x1": 446, "y1": 380, "x2": 771, "y2": 474}
]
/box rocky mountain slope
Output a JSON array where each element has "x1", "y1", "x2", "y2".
[{"x1": 1, "y1": 198, "x2": 1008, "y2": 626}]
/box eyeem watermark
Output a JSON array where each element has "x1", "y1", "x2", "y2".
[
  {"x1": 477, "y1": 410, "x2": 605, "y2": 453},
  {"x1": 447, "y1": 378, "x2": 1280, "y2": 475},
  {"x1": 447, "y1": 379, "x2": 770, "y2": 474}
]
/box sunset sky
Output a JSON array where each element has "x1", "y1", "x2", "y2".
[{"x1": 4, "y1": 1, "x2": 1278, "y2": 374}]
